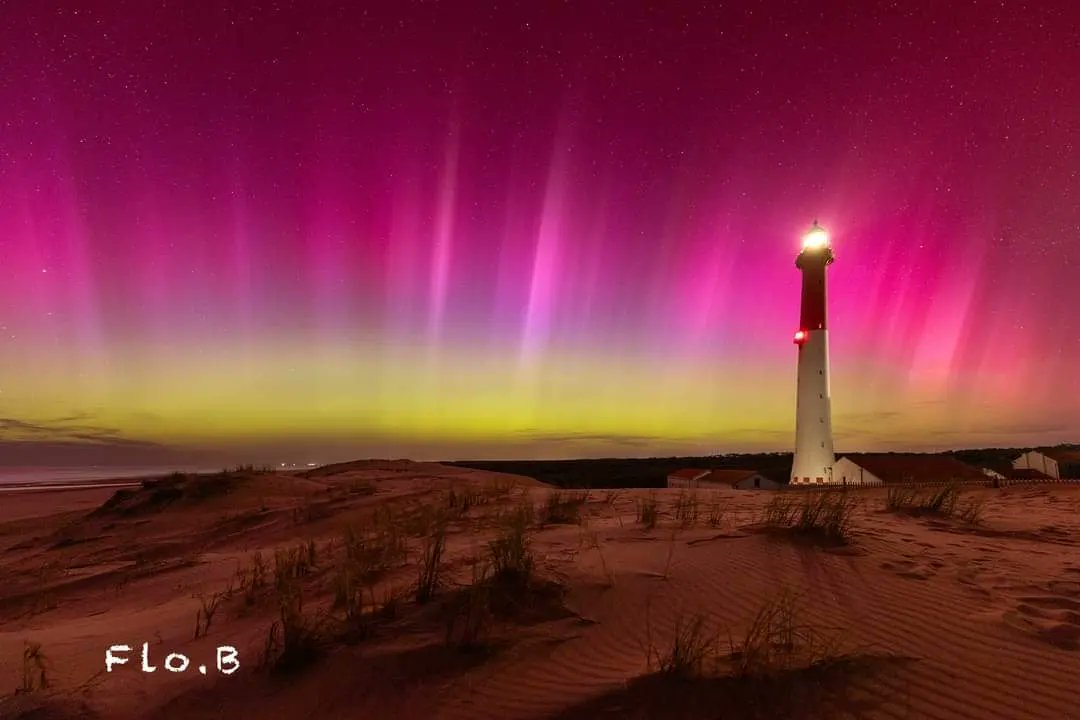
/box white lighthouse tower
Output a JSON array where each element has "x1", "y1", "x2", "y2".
[{"x1": 791, "y1": 221, "x2": 835, "y2": 485}]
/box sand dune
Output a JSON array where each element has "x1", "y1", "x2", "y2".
[{"x1": 2, "y1": 465, "x2": 1079, "y2": 719}]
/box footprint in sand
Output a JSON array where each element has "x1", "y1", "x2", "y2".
[
  {"x1": 881, "y1": 558, "x2": 936, "y2": 580},
  {"x1": 1004, "y1": 596, "x2": 1080, "y2": 650}
]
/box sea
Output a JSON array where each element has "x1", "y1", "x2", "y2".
[{"x1": 0, "y1": 466, "x2": 222, "y2": 488}]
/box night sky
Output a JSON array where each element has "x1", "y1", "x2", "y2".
[{"x1": 1, "y1": 1, "x2": 1078, "y2": 466}]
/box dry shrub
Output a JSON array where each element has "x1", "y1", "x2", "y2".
[
  {"x1": 540, "y1": 490, "x2": 589, "y2": 525},
  {"x1": 729, "y1": 590, "x2": 837, "y2": 678},
  {"x1": 764, "y1": 492, "x2": 857, "y2": 545},
  {"x1": 264, "y1": 550, "x2": 321, "y2": 672},
  {"x1": 763, "y1": 494, "x2": 798, "y2": 527},
  {"x1": 416, "y1": 519, "x2": 448, "y2": 604},
  {"x1": 958, "y1": 495, "x2": 987, "y2": 525},
  {"x1": 444, "y1": 560, "x2": 493, "y2": 651},
  {"x1": 447, "y1": 487, "x2": 487, "y2": 517},
  {"x1": 886, "y1": 483, "x2": 979, "y2": 522},
  {"x1": 707, "y1": 499, "x2": 725, "y2": 528},
  {"x1": 885, "y1": 486, "x2": 918, "y2": 512},
  {"x1": 637, "y1": 495, "x2": 659, "y2": 529},
  {"x1": 674, "y1": 490, "x2": 699, "y2": 528},
  {"x1": 650, "y1": 614, "x2": 719, "y2": 677},
  {"x1": 17, "y1": 642, "x2": 49, "y2": 693},
  {"x1": 490, "y1": 505, "x2": 534, "y2": 588},
  {"x1": 193, "y1": 591, "x2": 225, "y2": 639}
]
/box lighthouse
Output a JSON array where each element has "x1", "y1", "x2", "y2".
[{"x1": 791, "y1": 221, "x2": 835, "y2": 485}]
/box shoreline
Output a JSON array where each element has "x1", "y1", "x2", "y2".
[{"x1": 0, "y1": 479, "x2": 143, "y2": 494}]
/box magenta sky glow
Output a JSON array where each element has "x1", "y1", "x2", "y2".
[{"x1": 0, "y1": 2, "x2": 1078, "y2": 465}]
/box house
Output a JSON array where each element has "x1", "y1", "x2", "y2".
[
  {"x1": 666, "y1": 469, "x2": 712, "y2": 488},
  {"x1": 667, "y1": 468, "x2": 780, "y2": 490},
  {"x1": 832, "y1": 454, "x2": 986, "y2": 486},
  {"x1": 1013, "y1": 448, "x2": 1080, "y2": 480}
]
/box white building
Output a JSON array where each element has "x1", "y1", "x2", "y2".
[
  {"x1": 666, "y1": 469, "x2": 712, "y2": 487},
  {"x1": 667, "y1": 468, "x2": 781, "y2": 490},
  {"x1": 1012, "y1": 450, "x2": 1060, "y2": 479},
  {"x1": 830, "y1": 454, "x2": 986, "y2": 486}
]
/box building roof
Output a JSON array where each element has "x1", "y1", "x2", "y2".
[
  {"x1": 840, "y1": 454, "x2": 985, "y2": 484},
  {"x1": 667, "y1": 468, "x2": 711, "y2": 480},
  {"x1": 1008, "y1": 468, "x2": 1054, "y2": 480},
  {"x1": 1040, "y1": 448, "x2": 1080, "y2": 464},
  {"x1": 702, "y1": 469, "x2": 762, "y2": 485}
]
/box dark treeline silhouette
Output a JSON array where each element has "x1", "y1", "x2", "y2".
[{"x1": 449, "y1": 444, "x2": 1080, "y2": 489}]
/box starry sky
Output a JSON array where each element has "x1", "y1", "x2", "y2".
[{"x1": 1, "y1": 1, "x2": 1078, "y2": 466}]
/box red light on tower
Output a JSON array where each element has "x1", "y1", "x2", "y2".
[{"x1": 793, "y1": 329, "x2": 807, "y2": 344}]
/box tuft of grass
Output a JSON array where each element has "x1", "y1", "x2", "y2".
[
  {"x1": 706, "y1": 499, "x2": 725, "y2": 528},
  {"x1": 651, "y1": 614, "x2": 718, "y2": 677},
  {"x1": 885, "y1": 486, "x2": 918, "y2": 512},
  {"x1": 539, "y1": 489, "x2": 588, "y2": 525},
  {"x1": 673, "y1": 490, "x2": 699, "y2": 528},
  {"x1": 416, "y1": 520, "x2": 448, "y2": 604},
  {"x1": 763, "y1": 494, "x2": 798, "y2": 527},
  {"x1": 764, "y1": 491, "x2": 857, "y2": 545},
  {"x1": 636, "y1": 494, "x2": 659, "y2": 529},
  {"x1": 193, "y1": 591, "x2": 224, "y2": 639},
  {"x1": 958, "y1": 495, "x2": 987, "y2": 525},
  {"x1": 729, "y1": 589, "x2": 838, "y2": 678},
  {"x1": 333, "y1": 516, "x2": 408, "y2": 631},
  {"x1": 264, "y1": 553, "x2": 321, "y2": 672},
  {"x1": 922, "y1": 484, "x2": 960, "y2": 515},
  {"x1": 444, "y1": 559, "x2": 493, "y2": 651},
  {"x1": 17, "y1": 641, "x2": 49, "y2": 693},
  {"x1": 580, "y1": 527, "x2": 615, "y2": 587},
  {"x1": 447, "y1": 487, "x2": 487, "y2": 517},
  {"x1": 489, "y1": 505, "x2": 534, "y2": 589},
  {"x1": 885, "y1": 483, "x2": 974, "y2": 522}
]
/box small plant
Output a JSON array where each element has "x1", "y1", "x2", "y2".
[
  {"x1": 636, "y1": 495, "x2": 659, "y2": 529},
  {"x1": 651, "y1": 614, "x2": 718, "y2": 677},
  {"x1": 764, "y1": 491, "x2": 856, "y2": 544},
  {"x1": 445, "y1": 560, "x2": 492, "y2": 651},
  {"x1": 539, "y1": 490, "x2": 588, "y2": 525},
  {"x1": 266, "y1": 562, "x2": 320, "y2": 672},
  {"x1": 193, "y1": 591, "x2": 224, "y2": 639},
  {"x1": 490, "y1": 505, "x2": 534, "y2": 588},
  {"x1": 922, "y1": 484, "x2": 960, "y2": 515},
  {"x1": 885, "y1": 486, "x2": 918, "y2": 511},
  {"x1": 581, "y1": 527, "x2": 615, "y2": 587},
  {"x1": 958, "y1": 495, "x2": 987, "y2": 525},
  {"x1": 416, "y1": 520, "x2": 447, "y2": 604},
  {"x1": 763, "y1": 494, "x2": 798, "y2": 527},
  {"x1": 18, "y1": 641, "x2": 49, "y2": 693},
  {"x1": 673, "y1": 490, "x2": 699, "y2": 528},
  {"x1": 886, "y1": 483, "x2": 968, "y2": 520},
  {"x1": 729, "y1": 589, "x2": 837, "y2": 678},
  {"x1": 706, "y1": 499, "x2": 725, "y2": 528}
]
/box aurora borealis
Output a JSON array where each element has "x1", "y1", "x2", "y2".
[{"x1": 1, "y1": 2, "x2": 1078, "y2": 465}]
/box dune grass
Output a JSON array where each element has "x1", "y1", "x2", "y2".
[
  {"x1": 263, "y1": 546, "x2": 322, "y2": 672},
  {"x1": 673, "y1": 490, "x2": 699, "y2": 528},
  {"x1": 539, "y1": 490, "x2": 589, "y2": 525},
  {"x1": 650, "y1": 614, "x2": 718, "y2": 677},
  {"x1": 17, "y1": 641, "x2": 49, "y2": 693},
  {"x1": 885, "y1": 483, "x2": 984, "y2": 524},
  {"x1": 416, "y1": 519, "x2": 447, "y2": 604},
  {"x1": 636, "y1": 495, "x2": 659, "y2": 529},
  {"x1": 490, "y1": 504, "x2": 534, "y2": 588},
  {"x1": 763, "y1": 491, "x2": 857, "y2": 545}
]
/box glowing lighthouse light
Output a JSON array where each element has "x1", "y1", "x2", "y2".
[
  {"x1": 793, "y1": 329, "x2": 807, "y2": 344},
  {"x1": 801, "y1": 224, "x2": 830, "y2": 250}
]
